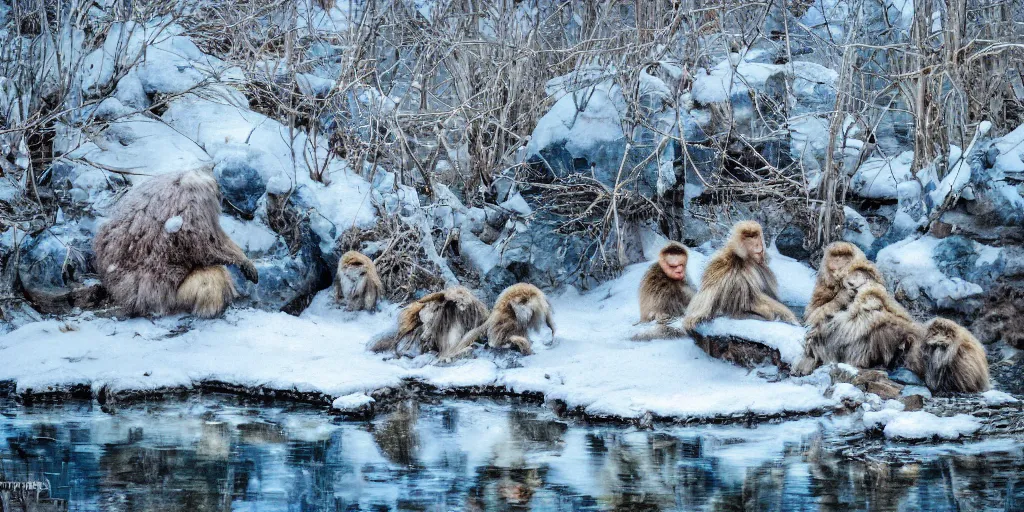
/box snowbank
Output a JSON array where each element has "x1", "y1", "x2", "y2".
[
  {"x1": 876, "y1": 235, "x2": 985, "y2": 307},
  {"x1": 0, "y1": 261, "x2": 832, "y2": 423}
]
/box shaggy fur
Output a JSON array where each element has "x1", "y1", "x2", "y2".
[
  {"x1": 795, "y1": 261, "x2": 894, "y2": 375},
  {"x1": 459, "y1": 283, "x2": 555, "y2": 355},
  {"x1": 370, "y1": 286, "x2": 489, "y2": 361},
  {"x1": 906, "y1": 318, "x2": 990, "y2": 393},
  {"x1": 805, "y1": 242, "x2": 871, "y2": 321},
  {"x1": 815, "y1": 283, "x2": 921, "y2": 370},
  {"x1": 93, "y1": 170, "x2": 258, "y2": 318},
  {"x1": 334, "y1": 251, "x2": 382, "y2": 312},
  {"x1": 682, "y1": 221, "x2": 797, "y2": 330},
  {"x1": 638, "y1": 242, "x2": 694, "y2": 323}
]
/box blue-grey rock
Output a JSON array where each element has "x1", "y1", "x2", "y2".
[
  {"x1": 775, "y1": 224, "x2": 809, "y2": 261},
  {"x1": 215, "y1": 158, "x2": 266, "y2": 219},
  {"x1": 16, "y1": 223, "x2": 105, "y2": 313},
  {"x1": 889, "y1": 367, "x2": 924, "y2": 386}
]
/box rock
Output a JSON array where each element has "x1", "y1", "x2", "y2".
[
  {"x1": 889, "y1": 367, "x2": 924, "y2": 386},
  {"x1": 864, "y1": 380, "x2": 904, "y2": 400},
  {"x1": 829, "y1": 364, "x2": 859, "y2": 385},
  {"x1": 215, "y1": 157, "x2": 266, "y2": 219},
  {"x1": 774, "y1": 224, "x2": 809, "y2": 260},
  {"x1": 17, "y1": 223, "x2": 107, "y2": 314},
  {"x1": 690, "y1": 332, "x2": 790, "y2": 372},
  {"x1": 901, "y1": 385, "x2": 932, "y2": 399},
  {"x1": 851, "y1": 369, "x2": 888, "y2": 386},
  {"x1": 900, "y1": 394, "x2": 925, "y2": 411}
]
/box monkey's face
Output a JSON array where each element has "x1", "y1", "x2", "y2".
[
  {"x1": 659, "y1": 254, "x2": 687, "y2": 281},
  {"x1": 345, "y1": 263, "x2": 367, "y2": 278},
  {"x1": 742, "y1": 234, "x2": 765, "y2": 263},
  {"x1": 843, "y1": 270, "x2": 872, "y2": 291},
  {"x1": 827, "y1": 254, "x2": 852, "y2": 275}
]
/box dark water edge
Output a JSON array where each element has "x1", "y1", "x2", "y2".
[{"x1": 0, "y1": 395, "x2": 1021, "y2": 512}]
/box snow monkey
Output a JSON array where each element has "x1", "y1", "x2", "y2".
[
  {"x1": 906, "y1": 318, "x2": 990, "y2": 393},
  {"x1": 369, "y1": 286, "x2": 489, "y2": 361},
  {"x1": 334, "y1": 251, "x2": 382, "y2": 312},
  {"x1": 795, "y1": 259, "x2": 887, "y2": 375},
  {"x1": 93, "y1": 169, "x2": 259, "y2": 318},
  {"x1": 459, "y1": 283, "x2": 555, "y2": 356},
  {"x1": 682, "y1": 221, "x2": 798, "y2": 331},
  {"x1": 804, "y1": 241, "x2": 869, "y2": 321},
  {"x1": 638, "y1": 242, "x2": 694, "y2": 323},
  {"x1": 817, "y1": 282, "x2": 921, "y2": 371}
]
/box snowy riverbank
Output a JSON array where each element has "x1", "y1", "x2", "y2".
[{"x1": 2, "y1": 254, "x2": 1019, "y2": 443}]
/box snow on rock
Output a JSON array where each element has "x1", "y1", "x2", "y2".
[
  {"x1": 220, "y1": 215, "x2": 279, "y2": 255},
  {"x1": 981, "y1": 390, "x2": 1019, "y2": 406},
  {"x1": 694, "y1": 318, "x2": 806, "y2": 366},
  {"x1": 850, "y1": 151, "x2": 914, "y2": 199},
  {"x1": 864, "y1": 410, "x2": 982, "y2": 441},
  {"x1": 876, "y1": 235, "x2": 984, "y2": 307},
  {"x1": 65, "y1": 114, "x2": 212, "y2": 181},
  {"x1": 691, "y1": 50, "x2": 837, "y2": 106},
  {"x1": 843, "y1": 206, "x2": 875, "y2": 252},
  {"x1": 0, "y1": 263, "x2": 834, "y2": 423},
  {"x1": 332, "y1": 392, "x2": 375, "y2": 412}
]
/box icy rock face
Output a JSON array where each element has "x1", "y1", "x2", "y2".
[
  {"x1": 878, "y1": 235, "x2": 1002, "y2": 312},
  {"x1": 214, "y1": 156, "x2": 266, "y2": 219},
  {"x1": 16, "y1": 222, "x2": 105, "y2": 313}
]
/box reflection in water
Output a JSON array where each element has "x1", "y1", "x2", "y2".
[{"x1": 0, "y1": 395, "x2": 1021, "y2": 511}]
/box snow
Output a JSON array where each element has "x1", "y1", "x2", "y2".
[
  {"x1": 0, "y1": 260, "x2": 834, "y2": 423},
  {"x1": 993, "y1": 122, "x2": 1024, "y2": 174},
  {"x1": 525, "y1": 80, "x2": 624, "y2": 159},
  {"x1": 332, "y1": 392, "x2": 375, "y2": 411},
  {"x1": 694, "y1": 318, "x2": 806, "y2": 366},
  {"x1": 690, "y1": 50, "x2": 837, "y2": 105},
  {"x1": 981, "y1": 389, "x2": 1019, "y2": 406},
  {"x1": 876, "y1": 235, "x2": 984, "y2": 307},
  {"x1": 843, "y1": 206, "x2": 875, "y2": 251},
  {"x1": 163, "y1": 215, "x2": 183, "y2": 233},
  {"x1": 220, "y1": 215, "x2": 279, "y2": 255},
  {"x1": 850, "y1": 151, "x2": 914, "y2": 199},
  {"x1": 864, "y1": 410, "x2": 982, "y2": 441}
]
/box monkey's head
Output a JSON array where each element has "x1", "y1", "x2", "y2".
[
  {"x1": 823, "y1": 242, "x2": 863, "y2": 275},
  {"x1": 341, "y1": 251, "x2": 370, "y2": 276},
  {"x1": 925, "y1": 318, "x2": 962, "y2": 349},
  {"x1": 658, "y1": 242, "x2": 688, "y2": 281},
  {"x1": 855, "y1": 284, "x2": 889, "y2": 311},
  {"x1": 842, "y1": 265, "x2": 880, "y2": 292},
  {"x1": 447, "y1": 286, "x2": 476, "y2": 311},
  {"x1": 732, "y1": 221, "x2": 766, "y2": 264}
]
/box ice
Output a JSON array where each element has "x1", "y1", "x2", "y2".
[{"x1": 981, "y1": 389, "x2": 1019, "y2": 406}]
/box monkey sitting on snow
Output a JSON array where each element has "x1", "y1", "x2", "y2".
[
  {"x1": 334, "y1": 251, "x2": 382, "y2": 312},
  {"x1": 632, "y1": 242, "x2": 694, "y2": 341},
  {"x1": 682, "y1": 221, "x2": 798, "y2": 331},
  {"x1": 460, "y1": 283, "x2": 555, "y2": 356},
  {"x1": 93, "y1": 169, "x2": 259, "y2": 318},
  {"x1": 906, "y1": 318, "x2": 990, "y2": 393},
  {"x1": 819, "y1": 282, "x2": 922, "y2": 371},
  {"x1": 370, "y1": 286, "x2": 489, "y2": 361}
]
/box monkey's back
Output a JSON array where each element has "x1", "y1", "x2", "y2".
[{"x1": 93, "y1": 169, "x2": 227, "y2": 315}]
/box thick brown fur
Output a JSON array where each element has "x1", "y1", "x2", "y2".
[
  {"x1": 795, "y1": 259, "x2": 889, "y2": 375},
  {"x1": 805, "y1": 242, "x2": 871, "y2": 321},
  {"x1": 334, "y1": 251, "x2": 382, "y2": 312},
  {"x1": 682, "y1": 221, "x2": 797, "y2": 330},
  {"x1": 93, "y1": 170, "x2": 258, "y2": 318},
  {"x1": 638, "y1": 242, "x2": 694, "y2": 323},
  {"x1": 815, "y1": 283, "x2": 921, "y2": 370},
  {"x1": 906, "y1": 318, "x2": 990, "y2": 393},
  {"x1": 459, "y1": 283, "x2": 555, "y2": 355},
  {"x1": 369, "y1": 286, "x2": 489, "y2": 361}
]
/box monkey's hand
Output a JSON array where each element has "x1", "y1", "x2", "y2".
[{"x1": 239, "y1": 260, "x2": 259, "y2": 284}]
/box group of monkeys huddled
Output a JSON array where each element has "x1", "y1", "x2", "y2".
[
  {"x1": 633, "y1": 221, "x2": 990, "y2": 394},
  {"x1": 93, "y1": 169, "x2": 990, "y2": 394}
]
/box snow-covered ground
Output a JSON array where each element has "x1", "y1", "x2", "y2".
[
  {"x1": 1, "y1": 255, "x2": 831, "y2": 421},
  {"x1": 2, "y1": 249, "x2": 1010, "y2": 442}
]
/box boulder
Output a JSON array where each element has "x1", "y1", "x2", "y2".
[
  {"x1": 214, "y1": 156, "x2": 266, "y2": 219},
  {"x1": 16, "y1": 222, "x2": 106, "y2": 313},
  {"x1": 690, "y1": 331, "x2": 790, "y2": 372},
  {"x1": 775, "y1": 224, "x2": 809, "y2": 260}
]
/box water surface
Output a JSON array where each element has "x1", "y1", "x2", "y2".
[{"x1": 0, "y1": 395, "x2": 1020, "y2": 511}]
